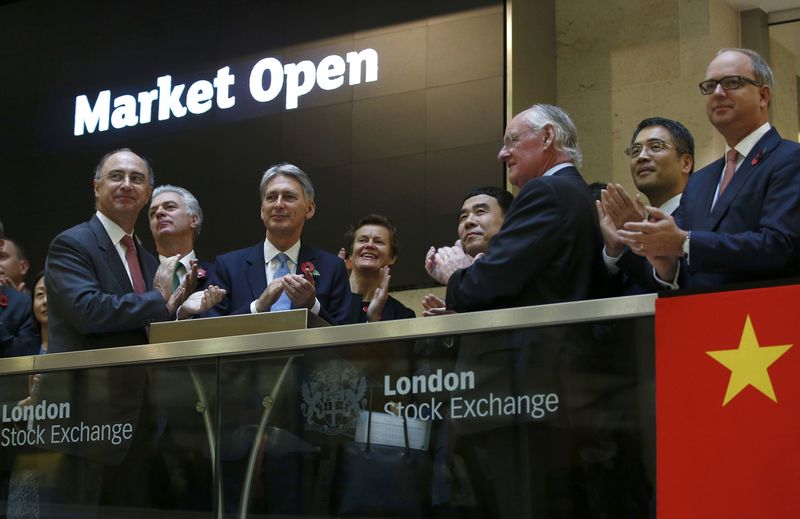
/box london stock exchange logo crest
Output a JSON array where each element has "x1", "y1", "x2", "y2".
[{"x1": 301, "y1": 361, "x2": 367, "y2": 436}]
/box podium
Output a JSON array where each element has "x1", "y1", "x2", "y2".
[{"x1": 149, "y1": 308, "x2": 330, "y2": 344}]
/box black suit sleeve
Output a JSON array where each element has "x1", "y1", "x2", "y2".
[
  {"x1": 446, "y1": 179, "x2": 564, "y2": 312},
  {"x1": 316, "y1": 257, "x2": 353, "y2": 326},
  {"x1": 0, "y1": 292, "x2": 40, "y2": 357}
]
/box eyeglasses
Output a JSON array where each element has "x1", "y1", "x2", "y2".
[
  {"x1": 502, "y1": 132, "x2": 533, "y2": 150},
  {"x1": 624, "y1": 139, "x2": 674, "y2": 158},
  {"x1": 698, "y1": 75, "x2": 764, "y2": 95},
  {"x1": 103, "y1": 171, "x2": 148, "y2": 186}
]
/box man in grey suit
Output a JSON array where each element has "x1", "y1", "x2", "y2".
[{"x1": 41, "y1": 149, "x2": 217, "y2": 514}]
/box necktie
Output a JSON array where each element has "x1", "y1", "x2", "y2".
[
  {"x1": 719, "y1": 149, "x2": 738, "y2": 196},
  {"x1": 172, "y1": 262, "x2": 186, "y2": 291},
  {"x1": 121, "y1": 235, "x2": 146, "y2": 294},
  {"x1": 270, "y1": 253, "x2": 292, "y2": 311}
]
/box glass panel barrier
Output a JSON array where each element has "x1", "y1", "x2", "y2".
[
  {"x1": 0, "y1": 295, "x2": 656, "y2": 518},
  {"x1": 220, "y1": 317, "x2": 655, "y2": 518}
]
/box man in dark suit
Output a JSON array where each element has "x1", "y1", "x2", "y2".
[
  {"x1": 210, "y1": 162, "x2": 351, "y2": 325},
  {"x1": 0, "y1": 221, "x2": 39, "y2": 359},
  {"x1": 423, "y1": 186, "x2": 514, "y2": 315},
  {"x1": 41, "y1": 149, "x2": 218, "y2": 514},
  {"x1": 432, "y1": 104, "x2": 609, "y2": 310},
  {"x1": 425, "y1": 105, "x2": 619, "y2": 517},
  {"x1": 147, "y1": 184, "x2": 223, "y2": 511},
  {"x1": 149, "y1": 184, "x2": 218, "y2": 296},
  {"x1": 619, "y1": 48, "x2": 800, "y2": 289},
  {"x1": 598, "y1": 117, "x2": 694, "y2": 294}
]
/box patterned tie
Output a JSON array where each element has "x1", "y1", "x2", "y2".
[
  {"x1": 719, "y1": 149, "x2": 738, "y2": 196},
  {"x1": 121, "y1": 235, "x2": 146, "y2": 294},
  {"x1": 270, "y1": 253, "x2": 292, "y2": 311}
]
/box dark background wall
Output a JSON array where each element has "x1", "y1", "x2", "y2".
[{"x1": 0, "y1": 0, "x2": 504, "y2": 289}]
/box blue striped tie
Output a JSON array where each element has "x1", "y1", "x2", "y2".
[{"x1": 270, "y1": 253, "x2": 292, "y2": 311}]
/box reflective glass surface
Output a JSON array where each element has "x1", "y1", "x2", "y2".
[{"x1": 0, "y1": 315, "x2": 654, "y2": 518}]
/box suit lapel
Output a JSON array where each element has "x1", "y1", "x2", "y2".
[
  {"x1": 297, "y1": 243, "x2": 316, "y2": 270},
  {"x1": 245, "y1": 243, "x2": 267, "y2": 300},
  {"x1": 135, "y1": 235, "x2": 157, "y2": 290},
  {"x1": 703, "y1": 128, "x2": 781, "y2": 230},
  {"x1": 689, "y1": 158, "x2": 725, "y2": 231},
  {"x1": 89, "y1": 215, "x2": 134, "y2": 293}
]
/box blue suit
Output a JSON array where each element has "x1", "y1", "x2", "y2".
[
  {"x1": 675, "y1": 127, "x2": 800, "y2": 288},
  {"x1": 43, "y1": 214, "x2": 168, "y2": 466},
  {"x1": 446, "y1": 166, "x2": 610, "y2": 311},
  {"x1": 0, "y1": 286, "x2": 39, "y2": 358},
  {"x1": 210, "y1": 242, "x2": 352, "y2": 325},
  {"x1": 619, "y1": 127, "x2": 800, "y2": 290},
  {"x1": 46, "y1": 215, "x2": 168, "y2": 352}
]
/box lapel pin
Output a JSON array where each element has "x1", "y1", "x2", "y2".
[{"x1": 751, "y1": 148, "x2": 765, "y2": 166}]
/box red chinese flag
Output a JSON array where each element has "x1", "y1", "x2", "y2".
[{"x1": 657, "y1": 284, "x2": 800, "y2": 518}]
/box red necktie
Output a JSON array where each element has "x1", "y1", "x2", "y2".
[
  {"x1": 719, "y1": 149, "x2": 738, "y2": 196},
  {"x1": 121, "y1": 235, "x2": 146, "y2": 294}
]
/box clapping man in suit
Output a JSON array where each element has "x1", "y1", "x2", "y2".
[
  {"x1": 210, "y1": 163, "x2": 351, "y2": 324},
  {"x1": 423, "y1": 186, "x2": 513, "y2": 315},
  {"x1": 147, "y1": 184, "x2": 224, "y2": 511},
  {"x1": 149, "y1": 184, "x2": 223, "y2": 314},
  {"x1": 598, "y1": 117, "x2": 694, "y2": 293},
  {"x1": 618, "y1": 48, "x2": 800, "y2": 289},
  {"x1": 433, "y1": 104, "x2": 609, "y2": 310}
]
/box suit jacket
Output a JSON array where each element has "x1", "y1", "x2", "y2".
[
  {"x1": 612, "y1": 201, "x2": 680, "y2": 296},
  {"x1": 346, "y1": 293, "x2": 416, "y2": 323},
  {"x1": 620, "y1": 127, "x2": 800, "y2": 291},
  {"x1": 0, "y1": 286, "x2": 39, "y2": 405},
  {"x1": 195, "y1": 258, "x2": 215, "y2": 291},
  {"x1": 0, "y1": 286, "x2": 39, "y2": 358},
  {"x1": 210, "y1": 241, "x2": 352, "y2": 325},
  {"x1": 46, "y1": 215, "x2": 168, "y2": 351},
  {"x1": 43, "y1": 214, "x2": 169, "y2": 464},
  {"x1": 446, "y1": 167, "x2": 610, "y2": 311},
  {"x1": 677, "y1": 127, "x2": 800, "y2": 288}
]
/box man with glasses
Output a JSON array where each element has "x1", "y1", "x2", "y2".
[
  {"x1": 598, "y1": 117, "x2": 694, "y2": 293},
  {"x1": 46, "y1": 149, "x2": 217, "y2": 351},
  {"x1": 41, "y1": 149, "x2": 221, "y2": 513},
  {"x1": 617, "y1": 48, "x2": 800, "y2": 289},
  {"x1": 436, "y1": 104, "x2": 609, "y2": 311}
]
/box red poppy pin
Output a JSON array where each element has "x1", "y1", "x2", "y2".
[
  {"x1": 751, "y1": 148, "x2": 765, "y2": 166},
  {"x1": 300, "y1": 261, "x2": 320, "y2": 284},
  {"x1": 0, "y1": 295, "x2": 7, "y2": 308}
]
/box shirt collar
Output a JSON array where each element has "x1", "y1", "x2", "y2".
[
  {"x1": 95, "y1": 210, "x2": 130, "y2": 246},
  {"x1": 158, "y1": 250, "x2": 196, "y2": 271},
  {"x1": 542, "y1": 162, "x2": 575, "y2": 177},
  {"x1": 264, "y1": 239, "x2": 301, "y2": 266},
  {"x1": 726, "y1": 122, "x2": 771, "y2": 159},
  {"x1": 659, "y1": 194, "x2": 682, "y2": 215}
]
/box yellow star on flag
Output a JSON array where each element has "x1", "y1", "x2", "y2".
[{"x1": 706, "y1": 315, "x2": 793, "y2": 406}]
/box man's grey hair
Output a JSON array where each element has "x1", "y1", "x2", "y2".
[
  {"x1": 520, "y1": 104, "x2": 583, "y2": 168},
  {"x1": 152, "y1": 185, "x2": 203, "y2": 238},
  {"x1": 717, "y1": 48, "x2": 775, "y2": 88},
  {"x1": 94, "y1": 148, "x2": 155, "y2": 186},
  {"x1": 259, "y1": 163, "x2": 315, "y2": 201}
]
